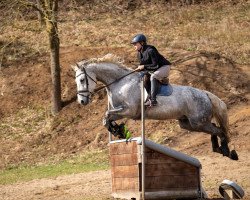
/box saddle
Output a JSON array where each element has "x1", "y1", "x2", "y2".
[
  {"x1": 157, "y1": 78, "x2": 173, "y2": 96},
  {"x1": 141, "y1": 72, "x2": 173, "y2": 98}
]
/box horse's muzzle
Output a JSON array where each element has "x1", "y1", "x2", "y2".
[{"x1": 80, "y1": 99, "x2": 89, "y2": 105}]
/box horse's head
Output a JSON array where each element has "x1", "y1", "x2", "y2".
[{"x1": 72, "y1": 64, "x2": 97, "y2": 105}]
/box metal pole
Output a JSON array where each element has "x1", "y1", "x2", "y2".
[
  {"x1": 108, "y1": 97, "x2": 112, "y2": 142},
  {"x1": 141, "y1": 76, "x2": 145, "y2": 200}
]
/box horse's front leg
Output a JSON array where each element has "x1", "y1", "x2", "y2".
[
  {"x1": 107, "y1": 106, "x2": 124, "y2": 115},
  {"x1": 104, "y1": 105, "x2": 127, "y2": 121},
  {"x1": 102, "y1": 106, "x2": 127, "y2": 132}
]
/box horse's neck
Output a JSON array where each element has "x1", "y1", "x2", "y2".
[{"x1": 90, "y1": 63, "x2": 130, "y2": 85}]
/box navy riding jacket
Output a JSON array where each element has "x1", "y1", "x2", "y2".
[{"x1": 138, "y1": 45, "x2": 171, "y2": 71}]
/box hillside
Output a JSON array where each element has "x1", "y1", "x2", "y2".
[{"x1": 0, "y1": 0, "x2": 249, "y2": 199}]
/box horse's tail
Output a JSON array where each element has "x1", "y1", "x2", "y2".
[{"x1": 204, "y1": 90, "x2": 230, "y2": 142}]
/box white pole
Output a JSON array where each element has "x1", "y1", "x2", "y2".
[
  {"x1": 141, "y1": 77, "x2": 145, "y2": 200},
  {"x1": 108, "y1": 97, "x2": 112, "y2": 142}
]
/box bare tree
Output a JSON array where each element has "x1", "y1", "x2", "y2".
[
  {"x1": 44, "y1": 0, "x2": 62, "y2": 115},
  {"x1": 16, "y1": 0, "x2": 62, "y2": 115}
]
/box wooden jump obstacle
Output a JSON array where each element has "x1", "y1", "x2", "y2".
[
  {"x1": 109, "y1": 137, "x2": 203, "y2": 200},
  {"x1": 108, "y1": 77, "x2": 204, "y2": 199}
]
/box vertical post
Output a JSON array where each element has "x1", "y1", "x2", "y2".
[
  {"x1": 140, "y1": 76, "x2": 145, "y2": 200},
  {"x1": 108, "y1": 99, "x2": 112, "y2": 142}
]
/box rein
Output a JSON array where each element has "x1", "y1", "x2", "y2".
[
  {"x1": 93, "y1": 70, "x2": 137, "y2": 93},
  {"x1": 76, "y1": 63, "x2": 137, "y2": 97}
]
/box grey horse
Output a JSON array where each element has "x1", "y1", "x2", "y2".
[{"x1": 72, "y1": 56, "x2": 238, "y2": 160}]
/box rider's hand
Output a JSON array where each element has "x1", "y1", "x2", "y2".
[{"x1": 135, "y1": 65, "x2": 144, "y2": 71}]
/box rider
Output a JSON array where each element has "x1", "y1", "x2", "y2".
[{"x1": 131, "y1": 34, "x2": 171, "y2": 106}]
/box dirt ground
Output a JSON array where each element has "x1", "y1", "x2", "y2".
[
  {"x1": 0, "y1": 149, "x2": 249, "y2": 200},
  {"x1": 0, "y1": 46, "x2": 249, "y2": 199},
  {"x1": 0, "y1": 170, "x2": 111, "y2": 200}
]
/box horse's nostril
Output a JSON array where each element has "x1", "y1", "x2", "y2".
[{"x1": 81, "y1": 100, "x2": 85, "y2": 105}]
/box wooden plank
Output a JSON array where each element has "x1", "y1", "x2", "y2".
[
  {"x1": 111, "y1": 165, "x2": 139, "y2": 178},
  {"x1": 112, "y1": 177, "x2": 139, "y2": 191},
  {"x1": 145, "y1": 151, "x2": 192, "y2": 165},
  {"x1": 145, "y1": 163, "x2": 198, "y2": 176},
  {"x1": 145, "y1": 189, "x2": 199, "y2": 199},
  {"x1": 110, "y1": 141, "x2": 138, "y2": 155},
  {"x1": 146, "y1": 151, "x2": 196, "y2": 171},
  {"x1": 145, "y1": 188, "x2": 199, "y2": 192},
  {"x1": 137, "y1": 144, "x2": 142, "y2": 163},
  {"x1": 110, "y1": 153, "x2": 138, "y2": 166},
  {"x1": 145, "y1": 175, "x2": 199, "y2": 189}
]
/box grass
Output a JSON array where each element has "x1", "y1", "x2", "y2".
[
  {"x1": 1, "y1": 1, "x2": 249, "y2": 64},
  {"x1": 0, "y1": 150, "x2": 109, "y2": 185},
  {"x1": 0, "y1": 106, "x2": 52, "y2": 139}
]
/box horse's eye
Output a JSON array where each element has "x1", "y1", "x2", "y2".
[{"x1": 80, "y1": 79, "x2": 84, "y2": 83}]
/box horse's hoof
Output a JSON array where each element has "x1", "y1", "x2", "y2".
[{"x1": 230, "y1": 150, "x2": 239, "y2": 160}]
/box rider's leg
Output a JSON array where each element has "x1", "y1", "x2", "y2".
[
  {"x1": 144, "y1": 73, "x2": 151, "y2": 101},
  {"x1": 144, "y1": 76, "x2": 158, "y2": 106},
  {"x1": 152, "y1": 65, "x2": 171, "y2": 82},
  {"x1": 150, "y1": 77, "x2": 158, "y2": 105},
  {"x1": 145, "y1": 65, "x2": 171, "y2": 106}
]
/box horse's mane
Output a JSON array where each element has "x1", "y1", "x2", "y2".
[{"x1": 78, "y1": 53, "x2": 131, "y2": 71}]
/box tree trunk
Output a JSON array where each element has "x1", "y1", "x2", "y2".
[
  {"x1": 49, "y1": 27, "x2": 61, "y2": 115},
  {"x1": 45, "y1": 0, "x2": 61, "y2": 115}
]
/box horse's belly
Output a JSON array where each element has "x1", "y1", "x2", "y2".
[{"x1": 145, "y1": 104, "x2": 183, "y2": 120}]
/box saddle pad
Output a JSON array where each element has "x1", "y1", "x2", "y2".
[{"x1": 157, "y1": 84, "x2": 173, "y2": 96}]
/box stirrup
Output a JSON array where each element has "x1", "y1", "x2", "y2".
[
  {"x1": 144, "y1": 96, "x2": 150, "y2": 103},
  {"x1": 144, "y1": 99, "x2": 157, "y2": 107}
]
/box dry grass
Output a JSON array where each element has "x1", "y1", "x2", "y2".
[
  {"x1": 0, "y1": 106, "x2": 52, "y2": 139},
  {"x1": 60, "y1": 2, "x2": 250, "y2": 63},
  {"x1": 0, "y1": 1, "x2": 249, "y2": 65}
]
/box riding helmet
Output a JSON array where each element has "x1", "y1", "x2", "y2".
[{"x1": 131, "y1": 34, "x2": 147, "y2": 44}]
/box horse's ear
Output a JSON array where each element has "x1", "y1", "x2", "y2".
[{"x1": 71, "y1": 65, "x2": 79, "y2": 72}]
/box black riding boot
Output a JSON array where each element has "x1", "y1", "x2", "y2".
[
  {"x1": 151, "y1": 78, "x2": 158, "y2": 105},
  {"x1": 145, "y1": 78, "x2": 158, "y2": 106},
  {"x1": 144, "y1": 73, "x2": 151, "y2": 101}
]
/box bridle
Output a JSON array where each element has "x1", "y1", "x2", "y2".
[{"x1": 76, "y1": 67, "x2": 98, "y2": 100}]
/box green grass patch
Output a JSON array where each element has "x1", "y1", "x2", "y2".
[{"x1": 0, "y1": 150, "x2": 109, "y2": 185}]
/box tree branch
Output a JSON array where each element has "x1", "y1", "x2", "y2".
[
  {"x1": 52, "y1": 0, "x2": 58, "y2": 12},
  {"x1": 17, "y1": 0, "x2": 45, "y2": 13}
]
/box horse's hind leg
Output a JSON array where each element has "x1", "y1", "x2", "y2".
[
  {"x1": 193, "y1": 121, "x2": 230, "y2": 157},
  {"x1": 178, "y1": 117, "x2": 195, "y2": 131},
  {"x1": 179, "y1": 118, "x2": 223, "y2": 154},
  {"x1": 205, "y1": 124, "x2": 230, "y2": 156},
  {"x1": 211, "y1": 135, "x2": 221, "y2": 153},
  {"x1": 199, "y1": 122, "x2": 238, "y2": 160},
  {"x1": 179, "y1": 117, "x2": 223, "y2": 139}
]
